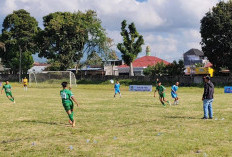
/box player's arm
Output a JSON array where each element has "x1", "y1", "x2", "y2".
[
  {"x1": 71, "y1": 96, "x2": 79, "y2": 106},
  {"x1": 154, "y1": 89, "x2": 157, "y2": 97},
  {"x1": 1, "y1": 86, "x2": 4, "y2": 94}
]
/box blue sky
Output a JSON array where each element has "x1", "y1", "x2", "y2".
[{"x1": 0, "y1": 0, "x2": 222, "y2": 62}]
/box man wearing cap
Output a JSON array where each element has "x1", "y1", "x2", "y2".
[{"x1": 202, "y1": 76, "x2": 214, "y2": 119}]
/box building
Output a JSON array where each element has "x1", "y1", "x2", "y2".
[
  {"x1": 184, "y1": 48, "x2": 215, "y2": 76},
  {"x1": 28, "y1": 62, "x2": 50, "y2": 73},
  {"x1": 183, "y1": 48, "x2": 205, "y2": 66},
  {"x1": 103, "y1": 60, "x2": 123, "y2": 76},
  {"x1": 118, "y1": 54, "x2": 170, "y2": 76}
]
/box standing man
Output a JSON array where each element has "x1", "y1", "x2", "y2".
[
  {"x1": 154, "y1": 81, "x2": 170, "y2": 106},
  {"x1": 22, "y1": 77, "x2": 28, "y2": 91},
  {"x1": 60, "y1": 82, "x2": 79, "y2": 127},
  {"x1": 114, "y1": 80, "x2": 121, "y2": 98},
  {"x1": 202, "y1": 76, "x2": 214, "y2": 119},
  {"x1": 171, "y1": 82, "x2": 179, "y2": 105},
  {"x1": 1, "y1": 81, "x2": 15, "y2": 103}
]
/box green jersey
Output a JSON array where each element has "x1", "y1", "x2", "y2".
[
  {"x1": 156, "y1": 85, "x2": 165, "y2": 95},
  {"x1": 2, "y1": 84, "x2": 12, "y2": 93},
  {"x1": 60, "y1": 89, "x2": 73, "y2": 104}
]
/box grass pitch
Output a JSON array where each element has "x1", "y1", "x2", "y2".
[{"x1": 0, "y1": 84, "x2": 232, "y2": 157}]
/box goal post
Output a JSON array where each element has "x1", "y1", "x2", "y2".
[{"x1": 29, "y1": 71, "x2": 77, "y2": 87}]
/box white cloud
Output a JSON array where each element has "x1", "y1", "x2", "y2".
[{"x1": 0, "y1": 0, "x2": 222, "y2": 61}]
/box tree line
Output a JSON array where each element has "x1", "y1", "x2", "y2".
[{"x1": 0, "y1": 10, "x2": 118, "y2": 76}]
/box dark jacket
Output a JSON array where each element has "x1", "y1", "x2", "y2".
[{"x1": 203, "y1": 81, "x2": 214, "y2": 99}]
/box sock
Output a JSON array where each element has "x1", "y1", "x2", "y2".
[
  {"x1": 161, "y1": 102, "x2": 165, "y2": 106},
  {"x1": 68, "y1": 113, "x2": 74, "y2": 122},
  {"x1": 10, "y1": 98, "x2": 14, "y2": 102}
]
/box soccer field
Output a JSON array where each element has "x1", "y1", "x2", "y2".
[{"x1": 0, "y1": 84, "x2": 232, "y2": 157}]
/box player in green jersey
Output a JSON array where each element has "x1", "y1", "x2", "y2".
[
  {"x1": 1, "y1": 81, "x2": 15, "y2": 103},
  {"x1": 154, "y1": 81, "x2": 170, "y2": 106},
  {"x1": 60, "y1": 82, "x2": 79, "y2": 127}
]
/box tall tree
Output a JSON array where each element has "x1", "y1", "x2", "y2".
[
  {"x1": 102, "y1": 38, "x2": 118, "y2": 61},
  {"x1": 36, "y1": 10, "x2": 107, "y2": 71},
  {"x1": 200, "y1": 1, "x2": 232, "y2": 72},
  {"x1": 117, "y1": 20, "x2": 144, "y2": 76},
  {"x1": 0, "y1": 9, "x2": 39, "y2": 80},
  {"x1": 85, "y1": 51, "x2": 103, "y2": 67}
]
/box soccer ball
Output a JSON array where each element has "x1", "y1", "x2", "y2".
[{"x1": 110, "y1": 80, "x2": 114, "y2": 84}]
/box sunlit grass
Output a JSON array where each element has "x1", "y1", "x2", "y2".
[{"x1": 0, "y1": 83, "x2": 232, "y2": 156}]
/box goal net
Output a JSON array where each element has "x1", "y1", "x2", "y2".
[{"x1": 29, "y1": 71, "x2": 77, "y2": 87}]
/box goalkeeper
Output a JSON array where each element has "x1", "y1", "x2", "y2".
[{"x1": 60, "y1": 82, "x2": 79, "y2": 127}]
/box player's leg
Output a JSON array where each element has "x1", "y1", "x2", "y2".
[
  {"x1": 70, "y1": 103, "x2": 75, "y2": 126},
  {"x1": 6, "y1": 92, "x2": 14, "y2": 102},
  {"x1": 25, "y1": 85, "x2": 28, "y2": 91},
  {"x1": 159, "y1": 96, "x2": 165, "y2": 106},
  {"x1": 64, "y1": 103, "x2": 75, "y2": 126},
  {"x1": 208, "y1": 99, "x2": 213, "y2": 119},
  {"x1": 163, "y1": 94, "x2": 170, "y2": 105},
  {"x1": 119, "y1": 91, "x2": 121, "y2": 97},
  {"x1": 114, "y1": 90, "x2": 117, "y2": 97},
  {"x1": 202, "y1": 99, "x2": 209, "y2": 119}
]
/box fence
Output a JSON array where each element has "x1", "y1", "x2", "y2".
[
  {"x1": 0, "y1": 74, "x2": 28, "y2": 82},
  {"x1": 1, "y1": 74, "x2": 232, "y2": 86},
  {"x1": 77, "y1": 75, "x2": 232, "y2": 86}
]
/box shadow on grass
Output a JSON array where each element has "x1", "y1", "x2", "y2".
[
  {"x1": 20, "y1": 120, "x2": 65, "y2": 126},
  {"x1": 118, "y1": 119, "x2": 158, "y2": 127},
  {"x1": 1, "y1": 137, "x2": 31, "y2": 144},
  {"x1": 164, "y1": 116, "x2": 199, "y2": 119}
]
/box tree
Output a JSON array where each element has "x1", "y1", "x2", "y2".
[
  {"x1": 0, "y1": 9, "x2": 39, "y2": 81},
  {"x1": 144, "y1": 60, "x2": 185, "y2": 76},
  {"x1": 102, "y1": 38, "x2": 118, "y2": 61},
  {"x1": 117, "y1": 20, "x2": 144, "y2": 76},
  {"x1": 85, "y1": 51, "x2": 103, "y2": 66},
  {"x1": 36, "y1": 10, "x2": 107, "y2": 71},
  {"x1": 166, "y1": 60, "x2": 185, "y2": 76},
  {"x1": 200, "y1": 1, "x2": 232, "y2": 72},
  {"x1": 143, "y1": 62, "x2": 167, "y2": 77}
]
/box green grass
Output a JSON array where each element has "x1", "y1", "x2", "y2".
[{"x1": 0, "y1": 83, "x2": 232, "y2": 157}]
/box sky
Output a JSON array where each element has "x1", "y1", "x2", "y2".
[{"x1": 0, "y1": 0, "x2": 222, "y2": 62}]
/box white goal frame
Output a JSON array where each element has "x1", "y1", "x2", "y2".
[{"x1": 29, "y1": 71, "x2": 77, "y2": 87}]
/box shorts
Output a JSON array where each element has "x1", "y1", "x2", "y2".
[
  {"x1": 6, "y1": 92, "x2": 12, "y2": 97},
  {"x1": 159, "y1": 93, "x2": 165, "y2": 98},
  {"x1": 171, "y1": 92, "x2": 177, "y2": 98},
  {"x1": 63, "y1": 102, "x2": 74, "y2": 111},
  {"x1": 24, "y1": 84, "x2": 27, "y2": 87},
  {"x1": 115, "y1": 89, "x2": 120, "y2": 94}
]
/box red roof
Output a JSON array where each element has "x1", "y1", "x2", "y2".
[
  {"x1": 204, "y1": 62, "x2": 213, "y2": 68},
  {"x1": 33, "y1": 62, "x2": 50, "y2": 66},
  {"x1": 119, "y1": 56, "x2": 170, "y2": 68}
]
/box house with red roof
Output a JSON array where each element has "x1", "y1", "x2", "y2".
[{"x1": 118, "y1": 53, "x2": 170, "y2": 76}]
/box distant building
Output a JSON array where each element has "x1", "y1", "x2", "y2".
[
  {"x1": 28, "y1": 62, "x2": 50, "y2": 73},
  {"x1": 103, "y1": 60, "x2": 123, "y2": 76},
  {"x1": 183, "y1": 48, "x2": 205, "y2": 66},
  {"x1": 184, "y1": 48, "x2": 215, "y2": 76},
  {"x1": 118, "y1": 55, "x2": 170, "y2": 76}
]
